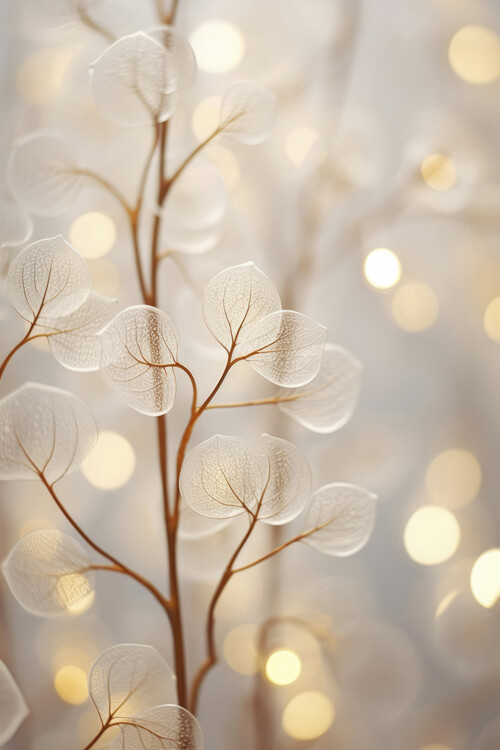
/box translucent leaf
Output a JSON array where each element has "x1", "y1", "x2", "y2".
[
  {"x1": 202, "y1": 263, "x2": 281, "y2": 352},
  {"x1": 8, "y1": 131, "x2": 82, "y2": 217},
  {"x1": 45, "y1": 293, "x2": 119, "y2": 372},
  {"x1": 301, "y1": 483, "x2": 377, "y2": 557},
  {"x1": 277, "y1": 344, "x2": 362, "y2": 433},
  {"x1": 0, "y1": 383, "x2": 98, "y2": 484},
  {"x1": 90, "y1": 32, "x2": 178, "y2": 127},
  {"x1": 89, "y1": 644, "x2": 177, "y2": 724},
  {"x1": 218, "y1": 80, "x2": 277, "y2": 145},
  {"x1": 178, "y1": 500, "x2": 232, "y2": 540},
  {"x1": 237, "y1": 310, "x2": 327, "y2": 387},
  {"x1": 2, "y1": 530, "x2": 94, "y2": 617},
  {"x1": 253, "y1": 434, "x2": 311, "y2": 525},
  {"x1": 109, "y1": 705, "x2": 203, "y2": 750},
  {"x1": 147, "y1": 26, "x2": 197, "y2": 90},
  {"x1": 179, "y1": 435, "x2": 263, "y2": 519},
  {"x1": 99, "y1": 306, "x2": 179, "y2": 416},
  {"x1": 0, "y1": 661, "x2": 29, "y2": 745},
  {"x1": 0, "y1": 199, "x2": 33, "y2": 250},
  {"x1": 7, "y1": 235, "x2": 91, "y2": 322}
]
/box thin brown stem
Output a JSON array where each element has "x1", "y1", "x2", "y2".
[
  {"x1": 205, "y1": 393, "x2": 302, "y2": 410},
  {"x1": 167, "y1": 128, "x2": 221, "y2": 191},
  {"x1": 77, "y1": 8, "x2": 115, "y2": 44},
  {"x1": 150, "y1": 122, "x2": 169, "y2": 306},
  {"x1": 73, "y1": 169, "x2": 132, "y2": 216},
  {"x1": 81, "y1": 717, "x2": 112, "y2": 750},
  {"x1": 0, "y1": 328, "x2": 33, "y2": 381}
]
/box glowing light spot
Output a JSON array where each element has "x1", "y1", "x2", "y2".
[
  {"x1": 404, "y1": 506, "x2": 460, "y2": 566},
  {"x1": 54, "y1": 665, "x2": 88, "y2": 705},
  {"x1": 192, "y1": 96, "x2": 221, "y2": 141},
  {"x1": 364, "y1": 248, "x2": 402, "y2": 290},
  {"x1": 484, "y1": 297, "x2": 500, "y2": 342},
  {"x1": 69, "y1": 212, "x2": 116, "y2": 259},
  {"x1": 449, "y1": 25, "x2": 500, "y2": 85},
  {"x1": 420, "y1": 153, "x2": 457, "y2": 191},
  {"x1": 392, "y1": 282, "x2": 439, "y2": 332},
  {"x1": 67, "y1": 590, "x2": 95, "y2": 616},
  {"x1": 282, "y1": 691, "x2": 335, "y2": 741},
  {"x1": 285, "y1": 127, "x2": 319, "y2": 167},
  {"x1": 81, "y1": 431, "x2": 135, "y2": 491},
  {"x1": 189, "y1": 21, "x2": 245, "y2": 74},
  {"x1": 56, "y1": 573, "x2": 94, "y2": 614},
  {"x1": 470, "y1": 548, "x2": 500, "y2": 608},
  {"x1": 223, "y1": 624, "x2": 259, "y2": 675},
  {"x1": 426, "y1": 449, "x2": 481, "y2": 509},
  {"x1": 89, "y1": 257, "x2": 121, "y2": 297},
  {"x1": 265, "y1": 649, "x2": 301, "y2": 686},
  {"x1": 435, "y1": 589, "x2": 461, "y2": 619},
  {"x1": 19, "y1": 518, "x2": 55, "y2": 538},
  {"x1": 17, "y1": 49, "x2": 72, "y2": 106}
]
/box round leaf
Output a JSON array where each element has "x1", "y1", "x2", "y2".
[
  {"x1": 109, "y1": 704, "x2": 203, "y2": 750},
  {"x1": 218, "y1": 80, "x2": 277, "y2": 145},
  {"x1": 0, "y1": 661, "x2": 29, "y2": 745},
  {"x1": 147, "y1": 25, "x2": 197, "y2": 90}
]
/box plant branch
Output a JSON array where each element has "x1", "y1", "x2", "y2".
[
  {"x1": 81, "y1": 716, "x2": 112, "y2": 750},
  {"x1": 0, "y1": 327, "x2": 34, "y2": 381},
  {"x1": 167, "y1": 127, "x2": 222, "y2": 190},
  {"x1": 205, "y1": 393, "x2": 303, "y2": 410},
  {"x1": 73, "y1": 169, "x2": 132, "y2": 216},
  {"x1": 77, "y1": 8, "x2": 115, "y2": 44}
]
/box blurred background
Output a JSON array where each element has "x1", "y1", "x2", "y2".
[{"x1": 1, "y1": 0, "x2": 500, "y2": 748}]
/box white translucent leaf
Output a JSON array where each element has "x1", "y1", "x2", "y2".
[
  {"x1": 179, "y1": 435, "x2": 263, "y2": 519},
  {"x1": 202, "y1": 263, "x2": 281, "y2": 351},
  {"x1": 0, "y1": 199, "x2": 33, "y2": 250},
  {"x1": 8, "y1": 131, "x2": 82, "y2": 217},
  {"x1": 218, "y1": 80, "x2": 277, "y2": 145},
  {"x1": 301, "y1": 483, "x2": 377, "y2": 557},
  {"x1": 2, "y1": 530, "x2": 94, "y2": 617},
  {"x1": 0, "y1": 383, "x2": 97, "y2": 484},
  {"x1": 7, "y1": 235, "x2": 91, "y2": 322},
  {"x1": 89, "y1": 644, "x2": 177, "y2": 724},
  {"x1": 90, "y1": 32, "x2": 178, "y2": 127},
  {"x1": 45, "y1": 293, "x2": 119, "y2": 372},
  {"x1": 253, "y1": 434, "x2": 311, "y2": 525},
  {"x1": 147, "y1": 26, "x2": 197, "y2": 90},
  {"x1": 237, "y1": 310, "x2": 327, "y2": 387},
  {"x1": 178, "y1": 499, "x2": 232, "y2": 540},
  {"x1": 277, "y1": 344, "x2": 362, "y2": 433},
  {"x1": 164, "y1": 164, "x2": 227, "y2": 231},
  {"x1": 99, "y1": 306, "x2": 179, "y2": 416},
  {"x1": 109, "y1": 705, "x2": 203, "y2": 750},
  {"x1": 0, "y1": 661, "x2": 29, "y2": 745},
  {"x1": 166, "y1": 224, "x2": 222, "y2": 256}
]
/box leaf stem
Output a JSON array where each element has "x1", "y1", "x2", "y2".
[
  {"x1": 81, "y1": 716, "x2": 112, "y2": 750},
  {"x1": 167, "y1": 127, "x2": 222, "y2": 191},
  {"x1": 205, "y1": 393, "x2": 302, "y2": 410}
]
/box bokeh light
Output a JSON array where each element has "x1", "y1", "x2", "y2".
[
  {"x1": 282, "y1": 691, "x2": 335, "y2": 741},
  {"x1": 364, "y1": 248, "x2": 402, "y2": 290},
  {"x1": 54, "y1": 665, "x2": 88, "y2": 705},
  {"x1": 420, "y1": 153, "x2": 457, "y2": 191},
  {"x1": 17, "y1": 49, "x2": 72, "y2": 106},
  {"x1": 265, "y1": 649, "x2": 301, "y2": 686},
  {"x1": 69, "y1": 212, "x2": 117, "y2": 259},
  {"x1": 285, "y1": 127, "x2": 319, "y2": 167},
  {"x1": 426, "y1": 449, "x2": 481, "y2": 509},
  {"x1": 223, "y1": 624, "x2": 259, "y2": 675},
  {"x1": 470, "y1": 548, "x2": 500, "y2": 608},
  {"x1": 484, "y1": 297, "x2": 500, "y2": 342},
  {"x1": 391, "y1": 282, "x2": 439, "y2": 332},
  {"x1": 81, "y1": 431, "x2": 135, "y2": 491},
  {"x1": 189, "y1": 20, "x2": 245, "y2": 74},
  {"x1": 192, "y1": 96, "x2": 221, "y2": 141},
  {"x1": 449, "y1": 25, "x2": 500, "y2": 85},
  {"x1": 404, "y1": 506, "x2": 460, "y2": 565}
]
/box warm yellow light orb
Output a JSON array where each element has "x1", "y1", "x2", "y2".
[
  {"x1": 81, "y1": 431, "x2": 135, "y2": 491},
  {"x1": 265, "y1": 649, "x2": 301, "y2": 686},
  {"x1": 17, "y1": 49, "x2": 72, "y2": 106},
  {"x1": 449, "y1": 26, "x2": 500, "y2": 85},
  {"x1": 420, "y1": 153, "x2": 457, "y2": 191},
  {"x1": 404, "y1": 506, "x2": 460, "y2": 565},
  {"x1": 426, "y1": 449, "x2": 481, "y2": 509},
  {"x1": 223, "y1": 624, "x2": 259, "y2": 675},
  {"x1": 54, "y1": 665, "x2": 88, "y2": 705},
  {"x1": 282, "y1": 691, "x2": 335, "y2": 741},
  {"x1": 67, "y1": 591, "x2": 95, "y2": 616},
  {"x1": 69, "y1": 212, "x2": 116, "y2": 259},
  {"x1": 470, "y1": 548, "x2": 500, "y2": 608},
  {"x1": 285, "y1": 128, "x2": 319, "y2": 167},
  {"x1": 364, "y1": 248, "x2": 402, "y2": 290},
  {"x1": 189, "y1": 21, "x2": 245, "y2": 74},
  {"x1": 484, "y1": 297, "x2": 500, "y2": 342},
  {"x1": 392, "y1": 282, "x2": 439, "y2": 332},
  {"x1": 89, "y1": 257, "x2": 121, "y2": 297}
]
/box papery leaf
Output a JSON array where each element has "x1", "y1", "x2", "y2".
[
  {"x1": 253, "y1": 434, "x2": 311, "y2": 525},
  {"x1": 179, "y1": 435, "x2": 263, "y2": 519},
  {"x1": 0, "y1": 383, "x2": 97, "y2": 484},
  {"x1": 277, "y1": 343, "x2": 362, "y2": 433},
  {"x1": 237, "y1": 310, "x2": 327, "y2": 387},
  {"x1": 0, "y1": 661, "x2": 29, "y2": 745},
  {"x1": 7, "y1": 235, "x2": 91, "y2": 322},
  {"x1": 89, "y1": 644, "x2": 177, "y2": 724},
  {"x1": 99, "y1": 306, "x2": 179, "y2": 416},
  {"x1": 45, "y1": 293, "x2": 119, "y2": 372},
  {"x1": 90, "y1": 32, "x2": 178, "y2": 127},
  {"x1": 0, "y1": 199, "x2": 33, "y2": 250},
  {"x1": 147, "y1": 26, "x2": 197, "y2": 90},
  {"x1": 109, "y1": 705, "x2": 203, "y2": 750},
  {"x1": 301, "y1": 483, "x2": 377, "y2": 556},
  {"x1": 2, "y1": 530, "x2": 94, "y2": 617},
  {"x1": 178, "y1": 500, "x2": 232, "y2": 540},
  {"x1": 8, "y1": 131, "x2": 82, "y2": 216},
  {"x1": 218, "y1": 80, "x2": 277, "y2": 145},
  {"x1": 202, "y1": 263, "x2": 281, "y2": 352}
]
